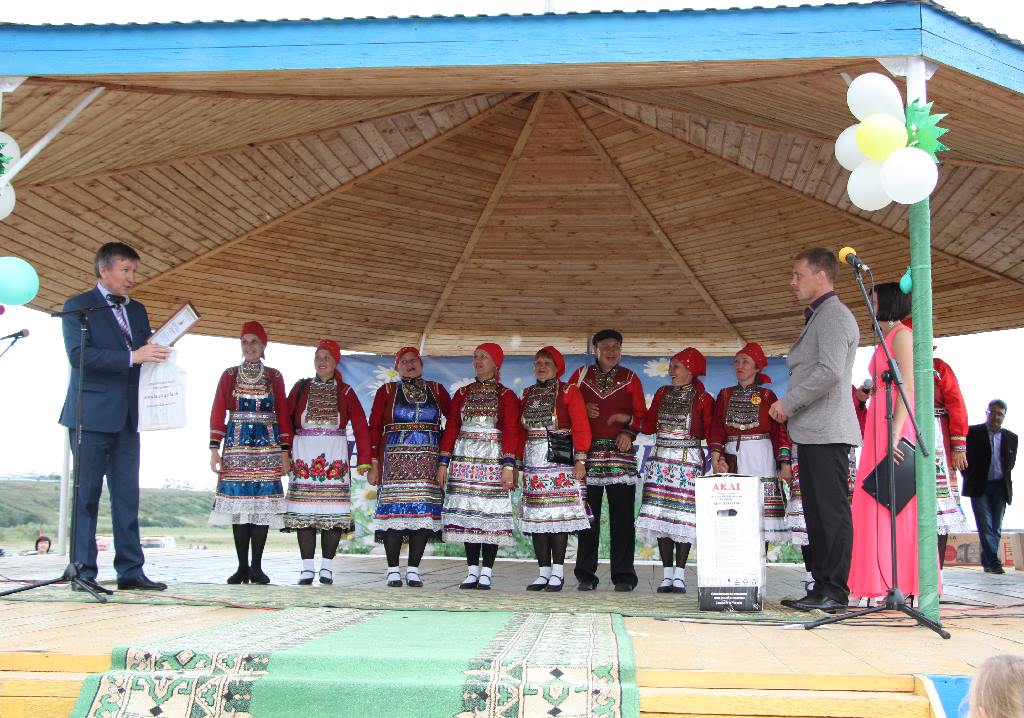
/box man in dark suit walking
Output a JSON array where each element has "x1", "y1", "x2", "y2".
[
  {"x1": 962, "y1": 400, "x2": 1017, "y2": 574},
  {"x1": 60, "y1": 242, "x2": 171, "y2": 592}
]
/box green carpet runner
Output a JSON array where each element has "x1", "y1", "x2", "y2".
[{"x1": 71, "y1": 607, "x2": 639, "y2": 718}]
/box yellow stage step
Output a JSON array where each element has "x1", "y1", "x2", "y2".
[
  {"x1": 0, "y1": 652, "x2": 109, "y2": 672},
  {"x1": 638, "y1": 669, "x2": 916, "y2": 692},
  {"x1": 0, "y1": 671, "x2": 86, "y2": 718},
  {"x1": 640, "y1": 686, "x2": 931, "y2": 718}
]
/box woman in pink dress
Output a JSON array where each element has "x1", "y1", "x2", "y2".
[{"x1": 849, "y1": 282, "x2": 940, "y2": 600}]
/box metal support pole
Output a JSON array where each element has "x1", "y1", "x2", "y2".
[
  {"x1": 57, "y1": 426, "x2": 72, "y2": 556},
  {"x1": 905, "y1": 56, "x2": 940, "y2": 624},
  {"x1": 0, "y1": 87, "x2": 104, "y2": 190}
]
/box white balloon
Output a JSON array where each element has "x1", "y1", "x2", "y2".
[
  {"x1": 0, "y1": 185, "x2": 15, "y2": 221},
  {"x1": 847, "y1": 72, "x2": 906, "y2": 123},
  {"x1": 835, "y1": 125, "x2": 869, "y2": 171},
  {"x1": 847, "y1": 160, "x2": 892, "y2": 212},
  {"x1": 880, "y1": 147, "x2": 939, "y2": 204},
  {"x1": 0, "y1": 131, "x2": 20, "y2": 168}
]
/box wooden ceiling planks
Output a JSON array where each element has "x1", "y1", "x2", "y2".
[
  {"x1": 132, "y1": 97, "x2": 534, "y2": 351},
  {"x1": 48, "y1": 59, "x2": 853, "y2": 97},
  {"x1": 5, "y1": 79, "x2": 474, "y2": 185},
  {"x1": 2, "y1": 53, "x2": 1021, "y2": 355}
]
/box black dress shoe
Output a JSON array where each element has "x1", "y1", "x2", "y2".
[
  {"x1": 117, "y1": 574, "x2": 167, "y2": 591},
  {"x1": 227, "y1": 568, "x2": 250, "y2": 584},
  {"x1": 248, "y1": 567, "x2": 271, "y2": 585},
  {"x1": 297, "y1": 571, "x2": 315, "y2": 586},
  {"x1": 71, "y1": 577, "x2": 114, "y2": 594},
  {"x1": 985, "y1": 565, "x2": 1006, "y2": 574},
  {"x1": 319, "y1": 571, "x2": 334, "y2": 585},
  {"x1": 577, "y1": 581, "x2": 597, "y2": 592},
  {"x1": 527, "y1": 579, "x2": 549, "y2": 591},
  {"x1": 406, "y1": 574, "x2": 423, "y2": 588},
  {"x1": 781, "y1": 593, "x2": 817, "y2": 609},
  {"x1": 544, "y1": 578, "x2": 564, "y2": 592},
  {"x1": 613, "y1": 582, "x2": 634, "y2": 593},
  {"x1": 793, "y1": 596, "x2": 848, "y2": 614}
]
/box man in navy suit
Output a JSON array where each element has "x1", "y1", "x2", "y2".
[
  {"x1": 60, "y1": 242, "x2": 171, "y2": 592},
  {"x1": 962, "y1": 400, "x2": 1017, "y2": 574}
]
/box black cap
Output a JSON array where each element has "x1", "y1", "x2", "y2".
[{"x1": 592, "y1": 329, "x2": 623, "y2": 346}]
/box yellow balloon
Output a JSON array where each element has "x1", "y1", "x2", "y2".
[{"x1": 855, "y1": 113, "x2": 908, "y2": 161}]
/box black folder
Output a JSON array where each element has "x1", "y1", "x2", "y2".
[{"x1": 861, "y1": 438, "x2": 917, "y2": 515}]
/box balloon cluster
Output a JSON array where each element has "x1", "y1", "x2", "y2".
[
  {"x1": 834, "y1": 73, "x2": 948, "y2": 211},
  {"x1": 0, "y1": 256, "x2": 38, "y2": 305},
  {"x1": 0, "y1": 130, "x2": 19, "y2": 221}
]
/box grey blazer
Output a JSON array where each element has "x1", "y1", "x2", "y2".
[{"x1": 781, "y1": 294, "x2": 862, "y2": 447}]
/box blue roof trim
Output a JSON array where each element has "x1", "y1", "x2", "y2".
[
  {"x1": 920, "y1": 5, "x2": 1024, "y2": 93},
  {"x1": 0, "y1": 2, "x2": 1019, "y2": 94}
]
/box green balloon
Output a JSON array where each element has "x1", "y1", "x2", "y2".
[{"x1": 0, "y1": 256, "x2": 39, "y2": 305}]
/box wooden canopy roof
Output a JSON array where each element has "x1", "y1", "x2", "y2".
[{"x1": 1, "y1": 3, "x2": 1022, "y2": 355}]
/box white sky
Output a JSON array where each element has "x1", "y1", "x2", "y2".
[{"x1": 0, "y1": 0, "x2": 1021, "y2": 532}]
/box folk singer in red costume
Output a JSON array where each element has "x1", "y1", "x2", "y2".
[
  {"x1": 708, "y1": 342, "x2": 793, "y2": 546},
  {"x1": 438, "y1": 343, "x2": 520, "y2": 590},
  {"x1": 569, "y1": 329, "x2": 647, "y2": 592},
  {"x1": 367, "y1": 346, "x2": 451, "y2": 588}
]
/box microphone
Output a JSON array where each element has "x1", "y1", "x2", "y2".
[
  {"x1": 838, "y1": 246, "x2": 869, "y2": 272},
  {"x1": 0, "y1": 328, "x2": 28, "y2": 340},
  {"x1": 861, "y1": 378, "x2": 874, "y2": 391},
  {"x1": 105, "y1": 294, "x2": 128, "y2": 306}
]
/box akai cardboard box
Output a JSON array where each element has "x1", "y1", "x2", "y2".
[
  {"x1": 695, "y1": 473, "x2": 765, "y2": 611},
  {"x1": 944, "y1": 532, "x2": 1018, "y2": 568}
]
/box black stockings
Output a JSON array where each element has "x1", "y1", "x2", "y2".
[
  {"x1": 382, "y1": 532, "x2": 429, "y2": 568},
  {"x1": 657, "y1": 538, "x2": 691, "y2": 568},
  {"x1": 938, "y1": 534, "x2": 949, "y2": 569},
  {"x1": 232, "y1": 523, "x2": 269, "y2": 571},
  {"x1": 296, "y1": 528, "x2": 344, "y2": 560},
  {"x1": 464, "y1": 542, "x2": 498, "y2": 568},
  {"x1": 531, "y1": 533, "x2": 569, "y2": 567}
]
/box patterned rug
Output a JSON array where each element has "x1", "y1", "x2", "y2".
[
  {"x1": 71, "y1": 607, "x2": 638, "y2": 718},
  {"x1": 1, "y1": 580, "x2": 805, "y2": 622}
]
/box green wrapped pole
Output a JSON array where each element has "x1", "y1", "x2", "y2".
[{"x1": 910, "y1": 198, "x2": 940, "y2": 622}]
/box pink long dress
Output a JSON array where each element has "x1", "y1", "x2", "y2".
[{"x1": 848, "y1": 323, "x2": 941, "y2": 598}]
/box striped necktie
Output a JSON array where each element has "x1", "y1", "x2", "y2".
[{"x1": 106, "y1": 295, "x2": 133, "y2": 349}]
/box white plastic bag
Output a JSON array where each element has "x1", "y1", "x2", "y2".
[{"x1": 138, "y1": 349, "x2": 187, "y2": 431}]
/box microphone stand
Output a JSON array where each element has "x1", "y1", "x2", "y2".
[
  {"x1": 804, "y1": 266, "x2": 948, "y2": 638},
  {"x1": 0, "y1": 334, "x2": 23, "y2": 361},
  {"x1": 0, "y1": 303, "x2": 120, "y2": 603}
]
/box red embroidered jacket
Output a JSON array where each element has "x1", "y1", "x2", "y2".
[
  {"x1": 567, "y1": 364, "x2": 646, "y2": 440},
  {"x1": 934, "y1": 358, "x2": 968, "y2": 457},
  {"x1": 708, "y1": 384, "x2": 791, "y2": 463},
  {"x1": 368, "y1": 380, "x2": 452, "y2": 461},
  {"x1": 642, "y1": 379, "x2": 714, "y2": 440},
  {"x1": 209, "y1": 365, "x2": 292, "y2": 449},
  {"x1": 517, "y1": 380, "x2": 592, "y2": 460},
  {"x1": 440, "y1": 380, "x2": 520, "y2": 466},
  {"x1": 287, "y1": 378, "x2": 372, "y2": 467}
]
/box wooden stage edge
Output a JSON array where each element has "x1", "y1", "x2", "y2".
[{"x1": 0, "y1": 557, "x2": 1020, "y2": 717}]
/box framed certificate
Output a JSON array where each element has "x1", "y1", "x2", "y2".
[{"x1": 148, "y1": 301, "x2": 200, "y2": 346}]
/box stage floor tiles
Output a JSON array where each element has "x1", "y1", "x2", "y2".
[{"x1": 1, "y1": 553, "x2": 1020, "y2": 717}]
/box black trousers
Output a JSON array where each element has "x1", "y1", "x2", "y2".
[
  {"x1": 573, "y1": 483, "x2": 638, "y2": 588},
  {"x1": 797, "y1": 443, "x2": 853, "y2": 603}
]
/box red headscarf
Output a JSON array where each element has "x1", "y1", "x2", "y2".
[
  {"x1": 476, "y1": 342, "x2": 504, "y2": 379},
  {"x1": 538, "y1": 345, "x2": 566, "y2": 378},
  {"x1": 394, "y1": 346, "x2": 421, "y2": 371},
  {"x1": 241, "y1": 321, "x2": 267, "y2": 346},
  {"x1": 737, "y1": 342, "x2": 771, "y2": 385},
  {"x1": 672, "y1": 347, "x2": 706, "y2": 377},
  {"x1": 316, "y1": 338, "x2": 343, "y2": 383}
]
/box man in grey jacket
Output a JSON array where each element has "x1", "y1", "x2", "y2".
[{"x1": 769, "y1": 247, "x2": 861, "y2": 614}]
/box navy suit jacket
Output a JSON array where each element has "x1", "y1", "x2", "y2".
[{"x1": 59, "y1": 287, "x2": 152, "y2": 433}]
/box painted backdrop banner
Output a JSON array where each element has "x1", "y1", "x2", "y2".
[{"x1": 334, "y1": 353, "x2": 789, "y2": 560}]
